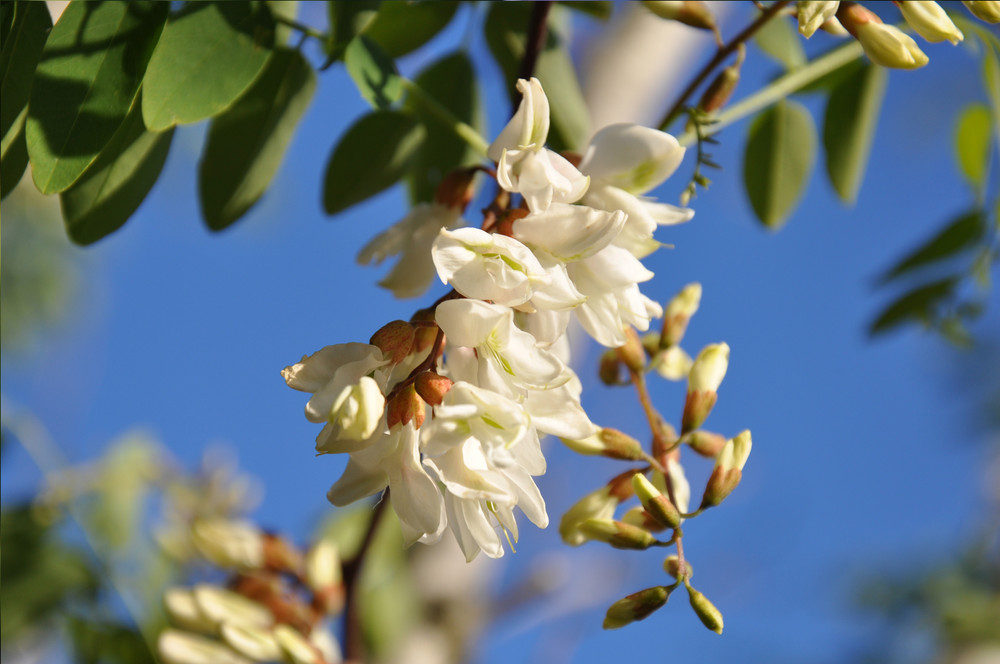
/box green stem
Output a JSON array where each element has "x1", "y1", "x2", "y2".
[
  {"x1": 678, "y1": 40, "x2": 864, "y2": 147},
  {"x1": 272, "y1": 14, "x2": 327, "y2": 43},
  {"x1": 401, "y1": 78, "x2": 490, "y2": 158}
]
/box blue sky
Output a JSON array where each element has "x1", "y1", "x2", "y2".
[{"x1": 2, "y1": 3, "x2": 997, "y2": 663}]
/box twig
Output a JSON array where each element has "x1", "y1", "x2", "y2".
[
  {"x1": 341, "y1": 494, "x2": 391, "y2": 662},
  {"x1": 517, "y1": 1, "x2": 554, "y2": 85},
  {"x1": 658, "y1": 1, "x2": 792, "y2": 131}
]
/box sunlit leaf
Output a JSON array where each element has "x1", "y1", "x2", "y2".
[
  {"x1": 743, "y1": 99, "x2": 816, "y2": 229},
  {"x1": 955, "y1": 103, "x2": 993, "y2": 196},
  {"x1": 26, "y1": 2, "x2": 167, "y2": 194},
  {"x1": 344, "y1": 35, "x2": 402, "y2": 109},
  {"x1": 869, "y1": 278, "x2": 958, "y2": 335},
  {"x1": 879, "y1": 210, "x2": 986, "y2": 284},
  {"x1": 199, "y1": 49, "x2": 317, "y2": 230},
  {"x1": 364, "y1": 1, "x2": 458, "y2": 58},
  {"x1": 754, "y1": 16, "x2": 806, "y2": 70},
  {"x1": 823, "y1": 62, "x2": 887, "y2": 204},
  {"x1": 405, "y1": 51, "x2": 482, "y2": 204},
  {"x1": 142, "y1": 2, "x2": 275, "y2": 131},
  {"x1": 323, "y1": 0, "x2": 380, "y2": 68},
  {"x1": 60, "y1": 95, "x2": 173, "y2": 245},
  {"x1": 267, "y1": 0, "x2": 298, "y2": 46},
  {"x1": 323, "y1": 110, "x2": 425, "y2": 215},
  {"x1": 484, "y1": 3, "x2": 590, "y2": 151},
  {"x1": 1, "y1": 2, "x2": 51, "y2": 200}
]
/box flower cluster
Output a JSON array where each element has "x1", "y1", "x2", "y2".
[{"x1": 284, "y1": 78, "x2": 694, "y2": 562}]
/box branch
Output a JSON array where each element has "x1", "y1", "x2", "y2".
[
  {"x1": 658, "y1": 1, "x2": 792, "y2": 131},
  {"x1": 517, "y1": 1, "x2": 554, "y2": 83},
  {"x1": 341, "y1": 494, "x2": 391, "y2": 662}
]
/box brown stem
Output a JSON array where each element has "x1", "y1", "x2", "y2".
[
  {"x1": 341, "y1": 493, "x2": 390, "y2": 662},
  {"x1": 517, "y1": 1, "x2": 554, "y2": 85},
  {"x1": 658, "y1": 1, "x2": 792, "y2": 130}
]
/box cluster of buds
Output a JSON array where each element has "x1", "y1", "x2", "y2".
[
  {"x1": 158, "y1": 520, "x2": 343, "y2": 664},
  {"x1": 797, "y1": 2, "x2": 998, "y2": 70},
  {"x1": 286, "y1": 76, "x2": 700, "y2": 563}
]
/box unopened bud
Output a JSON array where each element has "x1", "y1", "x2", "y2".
[
  {"x1": 410, "y1": 322, "x2": 440, "y2": 357},
  {"x1": 700, "y1": 430, "x2": 752, "y2": 509},
  {"x1": 599, "y1": 428, "x2": 647, "y2": 461},
  {"x1": 686, "y1": 430, "x2": 727, "y2": 457},
  {"x1": 386, "y1": 383, "x2": 425, "y2": 429},
  {"x1": 661, "y1": 283, "x2": 702, "y2": 347},
  {"x1": 434, "y1": 167, "x2": 476, "y2": 210},
  {"x1": 617, "y1": 327, "x2": 646, "y2": 374},
  {"x1": 414, "y1": 371, "x2": 453, "y2": 406},
  {"x1": 274, "y1": 624, "x2": 323, "y2": 664},
  {"x1": 263, "y1": 534, "x2": 303, "y2": 573},
  {"x1": 164, "y1": 588, "x2": 214, "y2": 634},
  {"x1": 643, "y1": 1, "x2": 717, "y2": 31},
  {"x1": 192, "y1": 584, "x2": 272, "y2": 631},
  {"x1": 599, "y1": 349, "x2": 624, "y2": 385},
  {"x1": 621, "y1": 505, "x2": 668, "y2": 532},
  {"x1": 652, "y1": 345, "x2": 693, "y2": 382},
  {"x1": 686, "y1": 583, "x2": 724, "y2": 634},
  {"x1": 682, "y1": 343, "x2": 729, "y2": 433},
  {"x1": 370, "y1": 320, "x2": 415, "y2": 365},
  {"x1": 663, "y1": 554, "x2": 692, "y2": 580},
  {"x1": 158, "y1": 629, "x2": 251, "y2": 664},
  {"x1": 579, "y1": 518, "x2": 660, "y2": 550},
  {"x1": 838, "y1": 2, "x2": 929, "y2": 69},
  {"x1": 899, "y1": 1, "x2": 963, "y2": 44},
  {"x1": 698, "y1": 62, "x2": 740, "y2": 114},
  {"x1": 603, "y1": 586, "x2": 671, "y2": 629},
  {"x1": 495, "y1": 207, "x2": 529, "y2": 237},
  {"x1": 191, "y1": 519, "x2": 264, "y2": 570},
  {"x1": 963, "y1": 1, "x2": 1000, "y2": 23},
  {"x1": 305, "y1": 539, "x2": 343, "y2": 614},
  {"x1": 798, "y1": 1, "x2": 840, "y2": 37},
  {"x1": 220, "y1": 623, "x2": 282, "y2": 662},
  {"x1": 632, "y1": 473, "x2": 682, "y2": 529},
  {"x1": 267, "y1": 597, "x2": 314, "y2": 636},
  {"x1": 559, "y1": 486, "x2": 619, "y2": 546}
]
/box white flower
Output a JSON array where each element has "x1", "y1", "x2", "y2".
[
  {"x1": 189, "y1": 519, "x2": 264, "y2": 570},
  {"x1": 488, "y1": 77, "x2": 549, "y2": 160},
  {"x1": 431, "y1": 227, "x2": 582, "y2": 309},
  {"x1": 797, "y1": 1, "x2": 840, "y2": 38},
  {"x1": 282, "y1": 344, "x2": 390, "y2": 453},
  {"x1": 159, "y1": 629, "x2": 251, "y2": 664},
  {"x1": 358, "y1": 202, "x2": 463, "y2": 299},
  {"x1": 899, "y1": 1, "x2": 963, "y2": 44},
  {"x1": 435, "y1": 298, "x2": 568, "y2": 394},
  {"x1": 511, "y1": 202, "x2": 626, "y2": 263},
  {"x1": 326, "y1": 423, "x2": 446, "y2": 546},
  {"x1": 579, "y1": 124, "x2": 692, "y2": 258}
]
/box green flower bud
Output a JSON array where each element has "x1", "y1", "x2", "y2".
[
  {"x1": 687, "y1": 583, "x2": 724, "y2": 634},
  {"x1": 579, "y1": 518, "x2": 659, "y2": 550},
  {"x1": 603, "y1": 586, "x2": 671, "y2": 629}
]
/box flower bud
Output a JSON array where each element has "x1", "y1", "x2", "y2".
[
  {"x1": 603, "y1": 586, "x2": 671, "y2": 629},
  {"x1": 661, "y1": 283, "x2": 702, "y2": 347},
  {"x1": 190, "y1": 519, "x2": 264, "y2": 570},
  {"x1": 414, "y1": 371, "x2": 453, "y2": 406},
  {"x1": 559, "y1": 486, "x2": 619, "y2": 545},
  {"x1": 663, "y1": 554, "x2": 692, "y2": 580},
  {"x1": 631, "y1": 473, "x2": 682, "y2": 529},
  {"x1": 686, "y1": 583, "x2": 724, "y2": 634},
  {"x1": 274, "y1": 624, "x2": 323, "y2": 664},
  {"x1": 617, "y1": 327, "x2": 646, "y2": 374},
  {"x1": 598, "y1": 349, "x2": 625, "y2": 386},
  {"x1": 369, "y1": 320, "x2": 415, "y2": 365},
  {"x1": 685, "y1": 430, "x2": 727, "y2": 458},
  {"x1": 386, "y1": 383, "x2": 425, "y2": 429},
  {"x1": 643, "y1": 1, "x2": 717, "y2": 31},
  {"x1": 798, "y1": 1, "x2": 841, "y2": 37},
  {"x1": 598, "y1": 428, "x2": 647, "y2": 461},
  {"x1": 305, "y1": 539, "x2": 344, "y2": 615},
  {"x1": 621, "y1": 505, "x2": 668, "y2": 532},
  {"x1": 164, "y1": 588, "x2": 214, "y2": 634},
  {"x1": 698, "y1": 62, "x2": 740, "y2": 114},
  {"x1": 899, "y1": 1, "x2": 963, "y2": 44},
  {"x1": 963, "y1": 1, "x2": 1000, "y2": 23},
  {"x1": 838, "y1": 2, "x2": 929, "y2": 69},
  {"x1": 434, "y1": 167, "x2": 477, "y2": 210},
  {"x1": 652, "y1": 345, "x2": 693, "y2": 382},
  {"x1": 220, "y1": 623, "x2": 282, "y2": 662},
  {"x1": 700, "y1": 430, "x2": 752, "y2": 509},
  {"x1": 579, "y1": 518, "x2": 660, "y2": 550},
  {"x1": 682, "y1": 343, "x2": 729, "y2": 433},
  {"x1": 329, "y1": 376, "x2": 385, "y2": 441},
  {"x1": 262, "y1": 533, "x2": 304, "y2": 573},
  {"x1": 158, "y1": 629, "x2": 252, "y2": 664},
  {"x1": 192, "y1": 584, "x2": 272, "y2": 631}
]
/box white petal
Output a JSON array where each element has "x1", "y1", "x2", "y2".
[
  {"x1": 579, "y1": 123, "x2": 685, "y2": 194},
  {"x1": 436, "y1": 299, "x2": 507, "y2": 349},
  {"x1": 487, "y1": 77, "x2": 549, "y2": 161},
  {"x1": 326, "y1": 458, "x2": 388, "y2": 506},
  {"x1": 386, "y1": 425, "x2": 447, "y2": 545},
  {"x1": 513, "y1": 203, "x2": 626, "y2": 262}
]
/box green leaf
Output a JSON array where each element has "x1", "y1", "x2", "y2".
[
  {"x1": 323, "y1": 110, "x2": 425, "y2": 215},
  {"x1": 199, "y1": 49, "x2": 316, "y2": 230},
  {"x1": 754, "y1": 15, "x2": 806, "y2": 71},
  {"x1": 364, "y1": 1, "x2": 458, "y2": 58},
  {"x1": 323, "y1": 0, "x2": 380, "y2": 68},
  {"x1": 67, "y1": 618, "x2": 158, "y2": 664},
  {"x1": 879, "y1": 210, "x2": 986, "y2": 284},
  {"x1": 822, "y1": 62, "x2": 887, "y2": 204},
  {"x1": 869, "y1": 278, "x2": 958, "y2": 335},
  {"x1": 558, "y1": 1, "x2": 613, "y2": 20},
  {"x1": 267, "y1": 0, "x2": 298, "y2": 46},
  {"x1": 743, "y1": 99, "x2": 816, "y2": 229},
  {"x1": 26, "y1": 2, "x2": 167, "y2": 194},
  {"x1": 1, "y1": 2, "x2": 51, "y2": 199},
  {"x1": 60, "y1": 96, "x2": 173, "y2": 245},
  {"x1": 405, "y1": 51, "x2": 481, "y2": 204},
  {"x1": 142, "y1": 2, "x2": 275, "y2": 131},
  {"x1": 345, "y1": 34, "x2": 402, "y2": 109},
  {"x1": 981, "y1": 37, "x2": 1000, "y2": 156},
  {"x1": 484, "y1": 3, "x2": 590, "y2": 151},
  {"x1": 954, "y1": 104, "x2": 993, "y2": 195}
]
